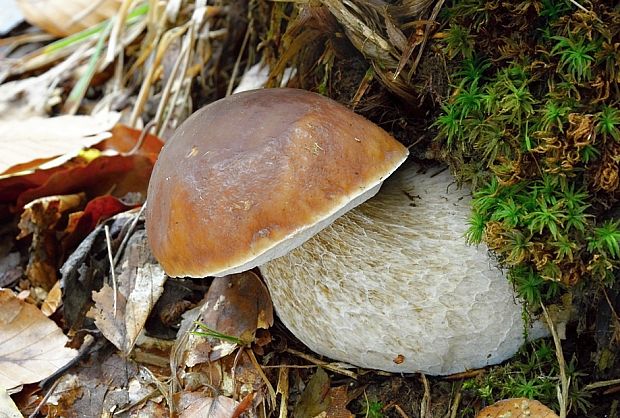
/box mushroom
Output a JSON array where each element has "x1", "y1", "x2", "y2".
[
  {"x1": 259, "y1": 163, "x2": 531, "y2": 374},
  {"x1": 146, "y1": 88, "x2": 532, "y2": 375},
  {"x1": 145, "y1": 88, "x2": 409, "y2": 278}
]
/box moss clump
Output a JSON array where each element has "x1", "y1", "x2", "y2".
[
  {"x1": 461, "y1": 339, "x2": 592, "y2": 416},
  {"x1": 434, "y1": 0, "x2": 620, "y2": 310}
]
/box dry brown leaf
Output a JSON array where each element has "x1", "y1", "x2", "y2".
[
  {"x1": 16, "y1": 0, "x2": 122, "y2": 37},
  {"x1": 0, "y1": 289, "x2": 78, "y2": 390},
  {"x1": 323, "y1": 386, "x2": 353, "y2": 418},
  {"x1": 0, "y1": 387, "x2": 23, "y2": 418},
  {"x1": 17, "y1": 193, "x2": 85, "y2": 289},
  {"x1": 87, "y1": 230, "x2": 167, "y2": 354},
  {"x1": 175, "y1": 392, "x2": 239, "y2": 418},
  {"x1": 476, "y1": 398, "x2": 559, "y2": 418},
  {"x1": 185, "y1": 271, "x2": 273, "y2": 366},
  {"x1": 0, "y1": 112, "x2": 120, "y2": 175},
  {"x1": 41, "y1": 280, "x2": 63, "y2": 317}
]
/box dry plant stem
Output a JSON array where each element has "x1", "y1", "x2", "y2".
[
  {"x1": 112, "y1": 204, "x2": 147, "y2": 267},
  {"x1": 285, "y1": 348, "x2": 358, "y2": 379},
  {"x1": 543, "y1": 303, "x2": 569, "y2": 418},
  {"x1": 226, "y1": 24, "x2": 252, "y2": 97},
  {"x1": 247, "y1": 349, "x2": 277, "y2": 407},
  {"x1": 351, "y1": 68, "x2": 374, "y2": 111},
  {"x1": 447, "y1": 382, "x2": 462, "y2": 418},
  {"x1": 155, "y1": 23, "x2": 194, "y2": 137},
  {"x1": 410, "y1": 0, "x2": 445, "y2": 76},
  {"x1": 420, "y1": 373, "x2": 431, "y2": 418},
  {"x1": 585, "y1": 378, "x2": 620, "y2": 391},
  {"x1": 28, "y1": 379, "x2": 61, "y2": 418},
  {"x1": 104, "y1": 225, "x2": 119, "y2": 316},
  {"x1": 129, "y1": 13, "x2": 181, "y2": 127},
  {"x1": 106, "y1": 0, "x2": 133, "y2": 65},
  {"x1": 276, "y1": 367, "x2": 289, "y2": 418},
  {"x1": 392, "y1": 404, "x2": 410, "y2": 418}
]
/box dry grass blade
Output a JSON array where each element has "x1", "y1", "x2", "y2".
[{"x1": 542, "y1": 304, "x2": 569, "y2": 418}]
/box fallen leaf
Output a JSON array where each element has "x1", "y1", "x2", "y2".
[
  {"x1": 17, "y1": 0, "x2": 122, "y2": 36},
  {"x1": 293, "y1": 368, "x2": 331, "y2": 418},
  {"x1": 323, "y1": 386, "x2": 353, "y2": 418},
  {"x1": 476, "y1": 398, "x2": 559, "y2": 418},
  {"x1": 0, "y1": 387, "x2": 23, "y2": 418},
  {"x1": 17, "y1": 193, "x2": 85, "y2": 289},
  {"x1": 0, "y1": 112, "x2": 120, "y2": 175},
  {"x1": 41, "y1": 280, "x2": 63, "y2": 317},
  {"x1": 43, "y1": 351, "x2": 141, "y2": 417},
  {"x1": 0, "y1": 289, "x2": 78, "y2": 390},
  {"x1": 185, "y1": 271, "x2": 273, "y2": 366},
  {"x1": 15, "y1": 155, "x2": 147, "y2": 209},
  {"x1": 175, "y1": 392, "x2": 239, "y2": 418},
  {"x1": 61, "y1": 195, "x2": 137, "y2": 252},
  {"x1": 87, "y1": 230, "x2": 167, "y2": 353},
  {"x1": 102, "y1": 125, "x2": 164, "y2": 164}
]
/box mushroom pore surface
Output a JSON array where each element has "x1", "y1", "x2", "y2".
[
  {"x1": 145, "y1": 88, "x2": 408, "y2": 277},
  {"x1": 259, "y1": 163, "x2": 527, "y2": 375}
]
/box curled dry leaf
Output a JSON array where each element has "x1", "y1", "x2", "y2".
[
  {"x1": 476, "y1": 398, "x2": 559, "y2": 418},
  {"x1": 87, "y1": 230, "x2": 167, "y2": 354},
  {"x1": 184, "y1": 271, "x2": 273, "y2": 366},
  {"x1": 0, "y1": 289, "x2": 77, "y2": 390},
  {"x1": 41, "y1": 280, "x2": 63, "y2": 317},
  {"x1": 0, "y1": 112, "x2": 120, "y2": 175},
  {"x1": 16, "y1": 0, "x2": 122, "y2": 37}
]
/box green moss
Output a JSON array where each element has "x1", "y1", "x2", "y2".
[
  {"x1": 435, "y1": 0, "x2": 620, "y2": 308},
  {"x1": 461, "y1": 339, "x2": 592, "y2": 416}
]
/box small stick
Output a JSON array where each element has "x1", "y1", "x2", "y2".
[
  {"x1": 28, "y1": 379, "x2": 61, "y2": 418},
  {"x1": 285, "y1": 348, "x2": 358, "y2": 379},
  {"x1": 112, "y1": 204, "x2": 147, "y2": 267},
  {"x1": 104, "y1": 225, "x2": 118, "y2": 316},
  {"x1": 543, "y1": 303, "x2": 569, "y2": 418},
  {"x1": 585, "y1": 378, "x2": 620, "y2": 391}
]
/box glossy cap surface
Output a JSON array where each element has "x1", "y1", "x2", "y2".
[{"x1": 146, "y1": 88, "x2": 408, "y2": 277}]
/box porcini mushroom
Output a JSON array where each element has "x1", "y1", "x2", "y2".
[
  {"x1": 260, "y1": 164, "x2": 530, "y2": 375},
  {"x1": 145, "y1": 88, "x2": 409, "y2": 277}
]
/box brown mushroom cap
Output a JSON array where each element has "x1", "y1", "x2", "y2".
[{"x1": 145, "y1": 88, "x2": 408, "y2": 277}]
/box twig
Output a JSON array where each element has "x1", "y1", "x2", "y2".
[
  {"x1": 285, "y1": 348, "x2": 358, "y2": 379},
  {"x1": 112, "y1": 204, "x2": 147, "y2": 268},
  {"x1": 28, "y1": 379, "x2": 61, "y2": 418},
  {"x1": 247, "y1": 349, "x2": 277, "y2": 407},
  {"x1": 585, "y1": 378, "x2": 620, "y2": 391},
  {"x1": 542, "y1": 303, "x2": 569, "y2": 418},
  {"x1": 104, "y1": 225, "x2": 118, "y2": 316},
  {"x1": 226, "y1": 23, "x2": 251, "y2": 97}
]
